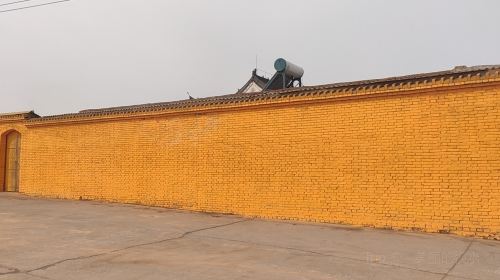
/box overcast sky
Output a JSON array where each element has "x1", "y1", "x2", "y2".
[{"x1": 1, "y1": 0, "x2": 499, "y2": 116}]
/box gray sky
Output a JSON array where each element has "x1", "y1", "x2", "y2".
[{"x1": 1, "y1": 0, "x2": 499, "y2": 116}]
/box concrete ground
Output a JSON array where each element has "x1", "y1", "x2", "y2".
[{"x1": 0, "y1": 194, "x2": 499, "y2": 280}]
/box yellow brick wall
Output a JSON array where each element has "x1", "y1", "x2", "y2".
[{"x1": 2, "y1": 85, "x2": 500, "y2": 239}]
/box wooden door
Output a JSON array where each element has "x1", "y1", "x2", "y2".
[{"x1": 4, "y1": 131, "x2": 20, "y2": 192}]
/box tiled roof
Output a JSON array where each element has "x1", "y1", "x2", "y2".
[
  {"x1": 28, "y1": 65, "x2": 500, "y2": 123},
  {"x1": 253, "y1": 72, "x2": 270, "y2": 89},
  {"x1": 236, "y1": 69, "x2": 270, "y2": 94},
  {"x1": 0, "y1": 111, "x2": 39, "y2": 122}
]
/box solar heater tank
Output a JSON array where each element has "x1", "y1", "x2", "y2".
[{"x1": 274, "y1": 58, "x2": 304, "y2": 79}]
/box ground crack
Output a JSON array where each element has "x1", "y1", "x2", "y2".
[
  {"x1": 439, "y1": 240, "x2": 475, "y2": 280},
  {"x1": 194, "y1": 234, "x2": 480, "y2": 280},
  {"x1": 18, "y1": 219, "x2": 249, "y2": 274},
  {"x1": 0, "y1": 264, "x2": 20, "y2": 276}
]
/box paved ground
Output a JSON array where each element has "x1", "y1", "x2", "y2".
[{"x1": 0, "y1": 194, "x2": 499, "y2": 280}]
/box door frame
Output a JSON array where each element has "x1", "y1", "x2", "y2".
[{"x1": 1, "y1": 130, "x2": 21, "y2": 192}]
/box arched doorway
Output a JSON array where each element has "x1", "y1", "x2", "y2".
[{"x1": 4, "y1": 131, "x2": 21, "y2": 192}]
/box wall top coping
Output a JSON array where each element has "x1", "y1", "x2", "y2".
[{"x1": 8, "y1": 64, "x2": 500, "y2": 127}]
